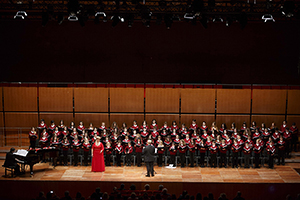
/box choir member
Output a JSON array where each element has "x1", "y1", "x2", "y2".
[
  {"x1": 58, "y1": 120, "x2": 65, "y2": 131},
  {"x1": 184, "y1": 134, "x2": 191, "y2": 145},
  {"x1": 242, "y1": 128, "x2": 251, "y2": 141},
  {"x1": 228, "y1": 122, "x2": 236, "y2": 134},
  {"x1": 105, "y1": 142, "x2": 113, "y2": 166},
  {"x1": 174, "y1": 135, "x2": 180, "y2": 146},
  {"x1": 82, "y1": 138, "x2": 91, "y2": 166},
  {"x1": 269, "y1": 122, "x2": 276, "y2": 134},
  {"x1": 157, "y1": 140, "x2": 165, "y2": 167},
  {"x1": 72, "y1": 135, "x2": 81, "y2": 166},
  {"x1": 156, "y1": 135, "x2": 163, "y2": 147},
  {"x1": 250, "y1": 121, "x2": 257, "y2": 134},
  {"x1": 231, "y1": 128, "x2": 239, "y2": 140},
  {"x1": 61, "y1": 126, "x2": 69, "y2": 140},
  {"x1": 195, "y1": 135, "x2": 201, "y2": 156},
  {"x1": 37, "y1": 119, "x2": 47, "y2": 138},
  {"x1": 188, "y1": 139, "x2": 196, "y2": 167},
  {"x1": 272, "y1": 128, "x2": 280, "y2": 145},
  {"x1": 77, "y1": 121, "x2": 85, "y2": 137},
  {"x1": 266, "y1": 140, "x2": 275, "y2": 169},
  {"x1": 245, "y1": 135, "x2": 254, "y2": 148},
  {"x1": 141, "y1": 127, "x2": 149, "y2": 143},
  {"x1": 150, "y1": 119, "x2": 158, "y2": 131},
  {"x1": 50, "y1": 135, "x2": 60, "y2": 167},
  {"x1": 252, "y1": 128, "x2": 261, "y2": 142},
  {"x1": 87, "y1": 123, "x2": 94, "y2": 135},
  {"x1": 68, "y1": 121, "x2": 75, "y2": 134},
  {"x1": 179, "y1": 123, "x2": 186, "y2": 135},
  {"x1": 231, "y1": 139, "x2": 240, "y2": 168},
  {"x1": 253, "y1": 139, "x2": 262, "y2": 168},
  {"x1": 210, "y1": 129, "x2": 216, "y2": 141},
  {"x1": 48, "y1": 120, "x2": 56, "y2": 138},
  {"x1": 110, "y1": 132, "x2": 119, "y2": 148},
  {"x1": 222, "y1": 129, "x2": 229, "y2": 140},
  {"x1": 200, "y1": 121, "x2": 208, "y2": 134},
  {"x1": 290, "y1": 122, "x2": 298, "y2": 152},
  {"x1": 151, "y1": 127, "x2": 159, "y2": 141},
  {"x1": 53, "y1": 127, "x2": 61, "y2": 139},
  {"x1": 280, "y1": 120, "x2": 287, "y2": 133},
  {"x1": 169, "y1": 143, "x2": 177, "y2": 166},
  {"x1": 209, "y1": 141, "x2": 218, "y2": 168},
  {"x1": 125, "y1": 142, "x2": 133, "y2": 166},
  {"x1": 29, "y1": 127, "x2": 38, "y2": 149},
  {"x1": 129, "y1": 129, "x2": 137, "y2": 141},
  {"x1": 260, "y1": 123, "x2": 267, "y2": 133},
  {"x1": 178, "y1": 139, "x2": 187, "y2": 168},
  {"x1": 171, "y1": 121, "x2": 178, "y2": 132},
  {"x1": 201, "y1": 130, "x2": 209, "y2": 142},
  {"x1": 283, "y1": 127, "x2": 292, "y2": 158},
  {"x1": 191, "y1": 129, "x2": 198, "y2": 141},
  {"x1": 115, "y1": 140, "x2": 123, "y2": 167},
  {"x1": 122, "y1": 135, "x2": 130, "y2": 148},
  {"x1": 189, "y1": 119, "x2": 198, "y2": 133},
  {"x1": 219, "y1": 123, "x2": 227, "y2": 134},
  {"x1": 61, "y1": 136, "x2": 70, "y2": 166},
  {"x1": 130, "y1": 120, "x2": 139, "y2": 133},
  {"x1": 243, "y1": 142, "x2": 251, "y2": 168},
  {"x1": 91, "y1": 127, "x2": 99, "y2": 138},
  {"x1": 70, "y1": 128, "x2": 77, "y2": 142},
  {"x1": 198, "y1": 140, "x2": 207, "y2": 167},
  {"x1": 164, "y1": 136, "x2": 172, "y2": 151},
  {"x1": 160, "y1": 129, "x2": 168, "y2": 141},
  {"x1": 215, "y1": 135, "x2": 221, "y2": 146},
  {"x1": 181, "y1": 127, "x2": 189, "y2": 139},
  {"x1": 277, "y1": 135, "x2": 286, "y2": 165},
  {"x1": 134, "y1": 138, "x2": 143, "y2": 167},
  {"x1": 261, "y1": 127, "x2": 270, "y2": 143},
  {"x1": 110, "y1": 122, "x2": 118, "y2": 133},
  {"x1": 210, "y1": 122, "x2": 218, "y2": 133},
  {"x1": 140, "y1": 120, "x2": 148, "y2": 132},
  {"x1": 160, "y1": 121, "x2": 170, "y2": 133},
  {"x1": 39, "y1": 131, "x2": 48, "y2": 163},
  {"x1": 219, "y1": 139, "x2": 228, "y2": 168},
  {"x1": 99, "y1": 122, "x2": 107, "y2": 133},
  {"x1": 240, "y1": 122, "x2": 247, "y2": 133}
]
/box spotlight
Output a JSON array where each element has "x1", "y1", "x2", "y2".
[
  {"x1": 68, "y1": 12, "x2": 78, "y2": 21},
  {"x1": 111, "y1": 15, "x2": 124, "y2": 27},
  {"x1": 282, "y1": 1, "x2": 295, "y2": 17},
  {"x1": 262, "y1": 14, "x2": 275, "y2": 22},
  {"x1": 94, "y1": 12, "x2": 107, "y2": 24},
  {"x1": 212, "y1": 16, "x2": 223, "y2": 22},
  {"x1": 184, "y1": 13, "x2": 195, "y2": 20},
  {"x1": 14, "y1": 11, "x2": 27, "y2": 19},
  {"x1": 225, "y1": 17, "x2": 233, "y2": 27}
]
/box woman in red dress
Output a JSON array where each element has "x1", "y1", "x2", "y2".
[{"x1": 91, "y1": 136, "x2": 105, "y2": 172}]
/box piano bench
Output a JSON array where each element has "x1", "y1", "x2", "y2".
[{"x1": 2, "y1": 165, "x2": 15, "y2": 178}]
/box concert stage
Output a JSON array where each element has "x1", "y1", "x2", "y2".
[{"x1": 1, "y1": 160, "x2": 300, "y2": 200}]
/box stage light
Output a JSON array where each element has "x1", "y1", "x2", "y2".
[
  {"x1": 111, "y1": 15, "x2": 124, "y2": 27},
  {"x1": 184, "y1": 13, "x2": 195, "y2": 20},
  {"x1": 94, "y1": 12, "x2": 107, "y2": 24},
  {"x1": 262, "y1": 14, "x2": 275, "y2": 22},
  {"x1": 68, "y1": 12, "x2": 78, "y2": 21},
  {"x1": 225, "y1": 17, "x2": 233, "y2": 27},
  {"x1": 212, "y1": 16, "x2": 223, "y2": 22},
  {"x1": 14, "y1": 11, "x2": 27, "y2": 19},
  {"x1": 282, "y1": 1, "x2": 295, "y2": 17}
]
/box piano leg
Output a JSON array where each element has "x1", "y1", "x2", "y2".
[
  {"x1": 20, "y1": 163, "x2": 25, "y2": 173},
  {"x1": 30, "y1": 164, "x2": 34, "y2": 176}
]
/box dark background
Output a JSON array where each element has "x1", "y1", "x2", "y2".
[{"x1": 1, "y1": 20, "x2": 300, "y2": 84}]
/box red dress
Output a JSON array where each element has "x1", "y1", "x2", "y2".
[{"x1": 92, "y1": 142, "x2": 105, "y2": 172}]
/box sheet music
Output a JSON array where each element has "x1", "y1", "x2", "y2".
[
  {"x1": 155, "y1": 148, "x2": 157, "y2": 154},
  {"x1": 13, "y1": 149, "x2": 28, "y2": 157}
]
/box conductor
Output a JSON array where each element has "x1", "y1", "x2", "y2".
[
  {"x1": 4, "y1": 147, "x2": 21, "y2": 176},
  {"x1": 143, "y1": 140, "x2": 155, "y2": 177}
]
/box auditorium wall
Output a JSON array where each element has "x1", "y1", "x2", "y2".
[{"x1": 1, "y1": 84, "x2": 300, "y2": 146}]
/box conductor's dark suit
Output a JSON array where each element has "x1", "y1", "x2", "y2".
[{"x1": 143, "y1": 145, "x2": 155, "y2": 176}]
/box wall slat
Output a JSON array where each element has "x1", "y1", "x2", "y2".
[
  {"x1": 181, "y1": 89, "x2": 215, "y2": 113},
  {"x1": 287, "y1": 90, "x2": 300, "y2": 114},
  {"x1": 110, "y1": 88, "x2": 144, "y2": 112},
  {"x1": 3, "y1": 87, "x2": 37, "y2": 111},
  {"x1": 74, "y1": 88, "x2": 108, "y2": 112},
  {"x1": 39, "y1": 88, "x2": 73, "y2": 112},
  {"x1": 5, "y1": 112, "x2": 38, "y2": 127},
  {"x1": 146, "y1": 88, "x2": 179, "y2": 113},
  {"x1": 217, "y1": 89, "x2": 251, "y2": 113}
]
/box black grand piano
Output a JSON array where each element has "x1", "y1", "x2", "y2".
[{"x1": 13, "y1": 147, "x2": 59, "y2": 176}]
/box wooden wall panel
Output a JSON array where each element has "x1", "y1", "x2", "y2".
[
  {"x1": 181, "y1": 89, "x2": 215, "y2": 113},
  {"x1": 287, "y1": 116, "x2": 300, "y2": 128},
  {"x1": 145, "y1": 88, "x2": 179, "y2": 113},
  {"x1": 75, "y1": 113, "x2": 109, "y2": 127},
  {"x1": 3, "y1": 87, "x2": 37, "y2": 111},
  {"x1": 39, "y1": 113, "x2": 73, "y2": 127},
  {"x1": 145, "y1": 114, "x2": 180, "y2": 128},
  {"x1": 110, "y1": 114, "x2": 144, "y2": 128},
  {"x1": 74, "y1": 88, "x2": 108, "y2": 112},
  {"x1": 110, "y1": 88, "x2": 144, "y2": 112},
  {"x1": 251, "y1": 115, "x2": 285, "y2": 128},
  {"x1": 180, "y1": 114, "x2": 215, "y2": 127},
  {"x1": 287, "y1": 90, "x2": 300, "y2": 114},
  {"x1": 5, "y1": 112, "x2": 38, "y2": 127},
  {"x1": 252, "y1": 89, "x2": 286, "y2": 114},
  {"x1": 0, "y1": 112, "x2": 3, "y2": 127},
  {"x1": 39, "y1": 88, "x2": 73, "y2": 112},
  {"x1": 216, "y1": 115, "x2": 250, "y2": 130},
  {"x1": 217, "y1": 89, "x2": 251, "y2": 113},
  {"x1": 0, "y1": 87, "x2": 2, "y2": 111}
]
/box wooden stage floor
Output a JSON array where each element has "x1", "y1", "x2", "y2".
[
  {"x1": 1, "y1": 160, "x2": 300, "y2": 200},
  {"x1": 1, "y1": 160, "x2": 300, "y2": 183}
]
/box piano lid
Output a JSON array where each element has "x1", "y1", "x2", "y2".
[{"x1": 13, "y1": 149, "x2": 29, "y2": 157}]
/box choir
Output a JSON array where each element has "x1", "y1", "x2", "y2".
[{"x1": 28, "y1": 119, "x2": 299, "y2": 169}]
